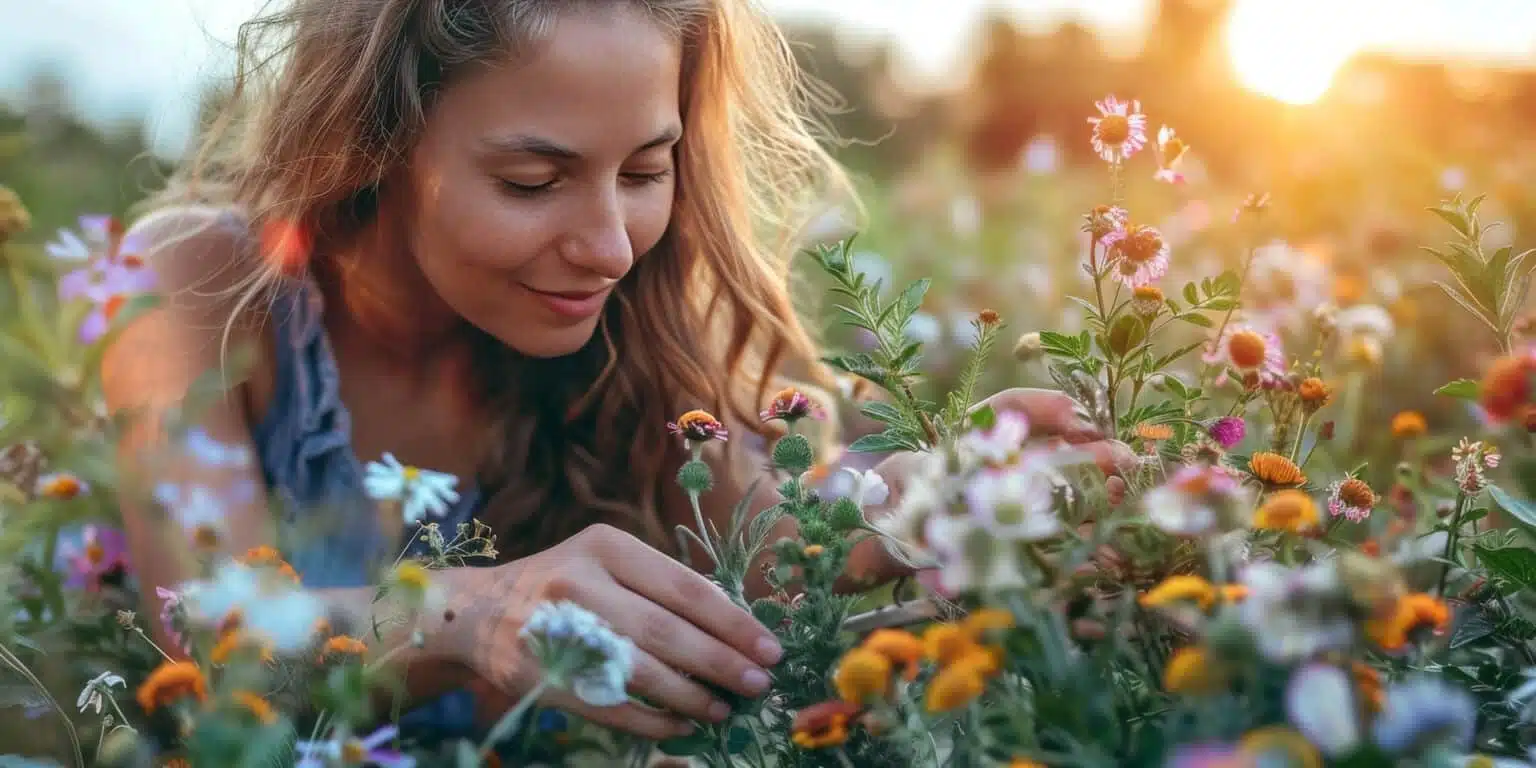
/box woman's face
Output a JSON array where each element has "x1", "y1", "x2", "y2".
[{"x1": 404, "y1": 6, "x2": 682, "y2": 358}]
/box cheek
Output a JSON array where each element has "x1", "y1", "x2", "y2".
[
  {"x1": 628, "y1": 185, "x2": 676, "y2": 259},
  {"x1": 413, "y1": 178, "x2": 546, "y2": 276}
]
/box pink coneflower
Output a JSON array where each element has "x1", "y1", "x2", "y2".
[
  {"x1": 1204, "y1": 324, "x2": 1285, "y2": 386},
  {"x1": 760, "y1": 387, "x2": 825, "y2": 424},
  {"x1": 1207, "y1": 417, "x2": 1247, "y2": 450},
  {"x1": 57, "y1": 525, "x2": 130, "y2": 592},
  {"x1": 1153, "y1": 125, "x2": 1189, "y2": 184},
  {"x1": 1087, "y1": 96, "x2": 1148, "y2": 163},
  {"x1": 1327, "y1": 477, "x2": 1376, "y2": 523},
  {"x1": 667, "y1": 410, "x2": 729, "y2": 443},
  {"x1": 1101, "y1": 223, "x2": 1170, "y2": 287}
]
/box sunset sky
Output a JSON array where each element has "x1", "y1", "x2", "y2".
[{"x1": 3, "y1": 0, "x2": 1534, "y2": 154}]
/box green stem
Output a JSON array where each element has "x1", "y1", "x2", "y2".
[
  {"x1": 1435, "y1": 492, "x2": 1469, "y2": 597},
  {"x1": 479, "y1": 678, "x2": 552, "y2": 758},
  {"x1": 1290, "y1": 414, "x2": 1311, "y2": 463}
]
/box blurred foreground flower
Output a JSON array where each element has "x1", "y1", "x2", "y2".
[
  {"x1": 296, "y1": 725, "x2": 414, "y2": 768},
  {"x1": 179, "y1": 559, "x2": 325, "y2": 653},
  {"x1": 520, "y1": 600, "x2": 635, "y2": 707}
]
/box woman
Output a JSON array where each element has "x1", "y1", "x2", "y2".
[{"x1": 103, "y1": 0, "x2": 1131, "y2": 745}]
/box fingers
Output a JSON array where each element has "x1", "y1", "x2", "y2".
[
  {"x1": 593, "y1": 527, "x2": 782, "y2": 668},
  {"x1": 590, "y1": 582, "x2": 771, "y2": 702},
  {"x1": 1106, "y1": 476, "x2": 1128, "y2": 506},
  {"x1": 626, "y1": 645, "x2": 733, "y2": 724},
  {"x1": 543, "y1": 687, "x2": 693, "y2": 741},
  {"x1": 977, "y1": 388, "x2": 1103, "y2": 442},
  {"x1": 1044, "y1": 437, "x2": 1137, "y2": 479}
]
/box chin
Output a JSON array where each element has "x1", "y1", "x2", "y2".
[{"x1": 496, "y1": 320, "x2": 601, "y2": 359}]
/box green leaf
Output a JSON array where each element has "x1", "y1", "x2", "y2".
[
  {"x1": 1177, "y1": 312, "x2": 1214, "y2": 328},
  {"x1": 1212, "y1": 270, "x2": 1242, "y2": 297},
  {"x1": 821, "y1": 353, "x2": 886, "y2": 383},
  {"x1": 970, "y1": 404, "x2": 997, "y2": 430},
  {"x1": 1489, "y1": 485, "x2": 1536, "y2": 540},
  {"x1": 657, "y1": 729, "x2": 715, "y2": 756},
  {"x1": 896, "y1": 278, "x2": 931, "y2": 318},
  {"x1": 1038, "y1": 331, "x2": 1081, "y2": 359},
  {"x1": 859, "y1": 401, "x2": 906, "y2": 426},
  {"x1": 1433, "y1": 379, "x2": 1481, "y2": 400},
  {"x1": 1449, "y1": 603, "x2": 1498, "y2": 649},
  {"x1": 1429, "y1": 206, "x2": 1472, "y2": 238},
  {"x1": 1161, "y1": 375, "x2": 1189, "y2": 400},
  {"x1": 1473, "y1": 545, "x2": 1536, "y2": 591},
  {"x1": 848, "y1": 431, "x2": 922, "y2": 453},
  {"x1": 1154, "y1": 341, "x2": 1205, "y2": 371},
  {"x1": 1182, "y1": 281, "x2": 1199, "y2": 305},
  {"x1": 1202, "y1": 298, "x2": 1238, "y2": 312}
]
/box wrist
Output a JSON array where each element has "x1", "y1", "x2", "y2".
[{"x1": 417, "y1": 566, "x2": 481, "y2": 665}]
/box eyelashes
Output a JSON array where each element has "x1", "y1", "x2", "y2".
[{"x1": 497, "y1": 169, "x2": 673, "y2": 199}]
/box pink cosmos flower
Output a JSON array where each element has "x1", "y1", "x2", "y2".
[
  {"x1": 1101, "y1": 223, "x2": 1170, "y2": 287},
  {"x1": 1087, "y1": 95, "x2": 1148, "y2": 163},
  {"x1": 57, "y1": 525, "x2": 130, "y2": 592}
]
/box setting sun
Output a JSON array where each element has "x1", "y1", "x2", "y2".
[{"x1": 1225, "y1": 0, "x2": 1362, "y2": 104}]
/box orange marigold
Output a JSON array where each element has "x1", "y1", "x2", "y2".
[
  {"x1": 790, "y1": 700, "x2": 861, "y2": 749},
  {"x1": 240, "y1": 545, "x2": 300, "y2": 583},
  {"x1": 1481, "y1": 353, "x2": 1536, "y2": 424},
  {"x1": 1135, "y1": 423, "x2": 1175, "y2": 441},
  {"x1": 1368, "y1": 593, "x2": 1450, "y2": 650},
  {"x1": 1390, "y1": 411, "x2": 1428, "y2": 439},
  {"x1": 860, "y1": 629, "x2": 924, "y2": 680},
  {"x1": 231, "y1": 691, "x2": 278, "y2": 725},
  {"x1": 136, "y1": 662, "x2": 208, "y2": 713},
  {"x1": 321, "y1": 635, "x2": 368, "y2": 660},
  {"x1": 1247, "y1": 452, "x2": 1306, "y2": 487},
  {"x1": 1298, "y1": 378, "x2": 1332, "y2": 408}
]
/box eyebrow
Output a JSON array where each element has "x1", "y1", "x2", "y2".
[{"x1": 479, "y1": 126, "x2": 682, "y2": 160}]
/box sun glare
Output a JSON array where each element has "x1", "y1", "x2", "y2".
[{"x1": 1225, "y1": 0, "x2": 1361, "y2": 105}]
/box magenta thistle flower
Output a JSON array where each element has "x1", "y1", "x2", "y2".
[
  {"x1": 1101, "y1": 223, "x2": 1170, "y2": 287},
  {"x1": 1087, "y1": 95, "x2": 1148, "y2": 163},
  {"x1": 667, "y1": 410, "x2": 729, "y2": 443},
  {"x1": 760, "y1": 388, "x2": 824, "y2": 424},
  {"x1": 57, "y1": 525, "x2": 130, "y2": 592},
  {"x1": 1208, "y1": 417, "x2": 1246, "y2": 449}
]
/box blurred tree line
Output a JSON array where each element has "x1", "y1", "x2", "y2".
[{"x1": 4, "y1": 0, "x2": 1536, "y2": 242}]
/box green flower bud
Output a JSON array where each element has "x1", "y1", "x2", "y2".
[
  {"x1": 677, "y1": 460, "x2": 714, "y2": 494},
  {"x1": 771, "y1": 434, "x2": 814, "y2": 475}
]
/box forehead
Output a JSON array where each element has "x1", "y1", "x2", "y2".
[{"x1": 430, "y1": 7, "x2": 685, "y2": 152}]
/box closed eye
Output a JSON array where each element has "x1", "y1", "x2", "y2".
[
  {"x1": 499, "y1": 178, "x2": 557, "y2": 197},
  {"x1": 623, "y1": 169, "x2": 673, "y2": 186}
]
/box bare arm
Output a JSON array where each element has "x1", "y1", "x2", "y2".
[{"x1": 102, "y1": 208, "x2": 466, "y2": 696}]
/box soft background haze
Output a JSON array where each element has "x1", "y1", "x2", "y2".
[{"x1": 4, "y1": 0, "x2": 1536, "y2": 156}]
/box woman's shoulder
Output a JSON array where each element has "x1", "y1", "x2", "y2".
[{"x1": 127, "y1": 204, "x2": 259, "y2": 293}]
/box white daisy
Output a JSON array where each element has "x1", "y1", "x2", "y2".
[
  {"x1": 839, "y1": 468, "x2": 889, "y2": 509},
  {"x1": 363, "y1": 453, "x2": 461, "y2": 526},
  {"x1": 75, "y1": 670, "x2": 125, "y2": 715}
]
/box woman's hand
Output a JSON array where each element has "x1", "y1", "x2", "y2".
[
  {"x1": 439, "y1": 524, "x2": 783, "y2": 740},
  {"x1": 844, "y1": 388, "x2": 1135, "y2": 586}
]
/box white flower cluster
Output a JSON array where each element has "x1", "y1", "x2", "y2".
[
  {"x1": 873, "y1": 411, "x2": 1080, "y2": 596},
  {"x1": 178, "y1": 560, "x2": 325, "y2": 654},
  {"x1": 520, "y1": 600, "x2": 636, "y2": 708}
]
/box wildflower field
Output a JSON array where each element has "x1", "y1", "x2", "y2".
[{"x1": 8, "y1": 87, "x2": 1536, "y2": 768}]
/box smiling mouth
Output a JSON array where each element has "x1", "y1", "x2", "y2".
[{"x1": 522, "y1": 284, "x2": 612, "y2": 319}]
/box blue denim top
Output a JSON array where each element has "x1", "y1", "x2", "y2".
[{"x1": 251, "y1": 277, "x2": 483, "y2": 741}]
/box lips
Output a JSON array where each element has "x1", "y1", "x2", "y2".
[{"x1": 523, "y1": 284, "x2": 612, "y2": 320}]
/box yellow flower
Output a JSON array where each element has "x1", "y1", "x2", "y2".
[
  {"x1": 0, "y1": 185, "x2": 30, "y2": 240},
  {"x1": 392, "y1": 562, "x2": 432, "y2": 593},
  {"x1": 924, "y1": 653, "x2": 990, "y2": 712},
  {"x1": 36, "y1": 472, "x2": 87, "y2": 500},
  {"x1": 231, "y1": 690, "x2": 277, "y2": 725},
  {"x1": 960, "y1": 607, "x2": 1014, "y2": 638},
  {"x1": 1139, "y1": 574, "x2": 1217, "y2": 611},
  {"x1": 1390, "y1": 410, "x2": 1428, "y2": 439},
  {"x1": 1247, "y1": 452, "x2": 1306, "y2": 487},
  {"x1": 802, "y1": 544, "x2": 825, "y2": 558},
  {"x1": 136, "y1": 662, "x2": 208, "y2": 714},
  {"x1": 833, "y1": 648, "x2": 891, "y2": 704},
  {"x1": 1254, "y1": 490, "x2": 1320, "y2": 534},
  {"x1": 1219, "y1": 584, "x2": 1249, "y2": 604},
  {"x1": 1163, "y1": 646, "x2": 1224, "y2": 694},
  {"x1": 860, "y1": 629, "x2": 924, "y2": 680},
  {"x1": 1367, "y1": 593, "x2": 1450, "y2": 651}
]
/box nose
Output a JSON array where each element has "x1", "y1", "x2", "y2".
[{"x1": 559, "y1": 188, "x2": 634, "y2": 281}]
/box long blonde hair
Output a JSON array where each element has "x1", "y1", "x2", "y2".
[{"x1": 148, "y1": 0, "x2": 854, "y2": 555}]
